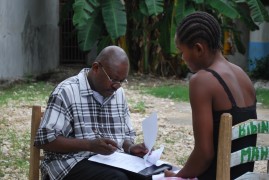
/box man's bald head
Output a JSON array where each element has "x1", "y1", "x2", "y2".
[{"x1": 96, "y1": 46, "x2": 129, "y2": 68}]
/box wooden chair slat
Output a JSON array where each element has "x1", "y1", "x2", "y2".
[
  {"x1": 29, "y1": 106, "x2": 43, "y2": 180},
  {"x1": 232, "y1": 120, "x2": 269, "y2": 140},
  {"x1": 216, "y1": 113, "x2": 269, "y2": 180},
  {"x1": 231, "y1": 146, "x2": 269, "y2": 167}
]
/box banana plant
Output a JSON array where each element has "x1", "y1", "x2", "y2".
[
  {"x1": 160, "y1": 0, "x2": 268, "y2": 55},
  {"x1": 72, "y1": 0, "x2": 127, "y2": 51},
  {"x1": 69, "y1": 0, "x2": 269, "y2": 76},
  {"x1": 137, "y1": 0, "x2": 164, "y2": 73}
]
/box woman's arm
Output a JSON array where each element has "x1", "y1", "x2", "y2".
[{"x1": 171, "y1": 73, "x2": 215, "y2": 178}]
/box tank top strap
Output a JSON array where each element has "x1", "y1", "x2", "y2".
[{"x1": 204, "y1": 68, "x2": 237, "y2": 107}]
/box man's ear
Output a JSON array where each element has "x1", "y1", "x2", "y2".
[{"x1": 91, "y1": 62, "x2": 99, "y2": 72}]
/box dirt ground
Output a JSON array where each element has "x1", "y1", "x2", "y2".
[{"x1": 1, "y1": 64, "x2": 269, "y2": 179}]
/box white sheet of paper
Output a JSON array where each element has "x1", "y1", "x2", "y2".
[
  {"x1": 89, "y1": 152, "x2": 146, "y2": 173},
  {"x1": 88, "y1": 151, "x2": 167, "y2": 173},
  {"x1": 142, "y1": 112, "x2": 161, "y2": 166},
  {"x1": 142, "y1": 112, "x2": 158, "y2": 150},
  {"x1": 146, "y1": 145, "x2": 164, "y2": 165},
  {"x1": 152, "y1": 170, "x2": 180, "y2": 180}
]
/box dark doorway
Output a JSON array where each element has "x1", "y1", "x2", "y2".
[{"x1": 59, "y1": 0, "x2": 87, "y2": 64}]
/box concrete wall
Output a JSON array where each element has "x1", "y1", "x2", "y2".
[
  {"x1": 228, "y1": 6, "x2": 269, "y2": 71},
  {"x1": 0, "y1": 0, "x2": 59, "y2": 80},
  {"x1": 248, "y1": 6, "x2": 269, "y2": 71}
]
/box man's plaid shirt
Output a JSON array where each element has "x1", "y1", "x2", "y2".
[{"x1": 34, "y1": 68, "x2": 136, "y2": 180}]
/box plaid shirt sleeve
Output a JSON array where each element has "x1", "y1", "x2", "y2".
[{"x1": 34, "y1": 90, "x2": 72, "y2": 146}]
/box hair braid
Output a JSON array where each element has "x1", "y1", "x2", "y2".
[{"x1": 176, "y1": 11, "x2": 222, "y2": 51}]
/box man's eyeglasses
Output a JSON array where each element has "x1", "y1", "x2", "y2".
[{"x1": 98, "y1": 62, "x2": 128, "y2": 85}]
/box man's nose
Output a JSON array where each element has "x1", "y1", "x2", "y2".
[{"x1": 111, "y1": 83, "x2": 121, "y2": 90}]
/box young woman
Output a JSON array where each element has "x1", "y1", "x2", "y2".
[{"x1": 165, "y1": 11, "x2": 257, "y2": 180}]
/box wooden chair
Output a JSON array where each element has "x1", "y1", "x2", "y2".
[
  {"x1": 216, "y1": 113, "x2": 269, "y2": 180},
  {"x1": 29, "y1": 105, "x2": 44, "y2": 180}
]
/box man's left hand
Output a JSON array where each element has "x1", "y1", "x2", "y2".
[{"x1": 130, "y1": 143, "x2": 148, "y2": 157}]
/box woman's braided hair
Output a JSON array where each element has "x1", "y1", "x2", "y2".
[{"x1": 176, "y1": 11, "x2": 222, "y2": 51}]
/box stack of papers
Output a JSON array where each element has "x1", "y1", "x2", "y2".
[
  {"x1": 89, "y1": 112, "x2": 167, "y2": 173},
  {"x1": 89, "y1": 151, "x2": 146, "y2": 173}
]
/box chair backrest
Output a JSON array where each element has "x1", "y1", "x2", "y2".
[
  {"x1": 29, "y1": 105, "x2": 43, "y2": 180},
  {"x1": 216, "y1": 113, "x2": 269, "y2": 180}
]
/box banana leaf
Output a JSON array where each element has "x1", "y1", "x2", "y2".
[
  {"x1": 192, "y1": 0, "x2": 204, "y2": 4},
  {"x1": 234, "y1": 2, "x2": 259, "y2": 30},
  {"x1": 102, "y1": 0, "x2": 127, "y2": 39},
  {"x1": 242, "y1": 0, "x2": 269, "y2": 22},
  {"x1": 206, "y1": 0, "x2": 240, "y2": 19},
  {"x1": 159, "y1": 0, "x2": 181, "y2": 55},
  {"x1": 145, "y1": 0, "x2": 164, "y2": 16},
  {"x1": 73, "y1": 0, "x2": 100, "y2": 28},
  {"x1": 139, "y1": 0, "x2": 164, "y2": 16},
  {"x1": 175, "y1": 1, "x2": 196, "y2": 24},
  {"x1": 139, "y1": 1, "x2": 149, "y2": 16},
  {"x1": 73, "y1": 0, "x2": 103, "y2": 51}
]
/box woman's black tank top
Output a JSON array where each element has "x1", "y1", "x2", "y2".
[{"x1": 197, "y1": 69, "x2": 257, "y2": 180}]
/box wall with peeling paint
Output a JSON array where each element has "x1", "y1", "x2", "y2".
[{"x1": 0, "y1": 0, "x2": 59, "y2": 80}]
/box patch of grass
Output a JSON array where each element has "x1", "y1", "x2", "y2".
[
  {"x1": 256, "y1": 88, "x2": 269, "y2": 107},
  {"x1": 164, "y1": 138, "x2": 175, "y2": 144},
  {"x1": 143, "y1": 85, "x2": 269, "y2": 108},
  {"x1": 143, "y1": 84, "x2": 189, "y2": 102},
  {"x1": 129, "y1": 100, "x2": 146, "y2": 113},
  {"x1": 176, "y1": 155, "x2": 189, "y2": 166},
  {"x1": 0, "y1": 81, "x2": 54, "y2": 106},
  {"x1": 0, "y1": 118, "x2": 30, "y2": 179},
  {"x1": 133, "y1": 101, "x2": 146, "y2": 113},
  {"x1": 0, "y1": 81, "x2": 54, "y2": 178}
]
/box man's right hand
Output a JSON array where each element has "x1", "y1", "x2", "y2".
[
  {"x1": 37, "y1": 136, "x2": 118, "y2": 154},
  {"x1": 89, "y1": 138, "x2": 118, "y2": 155}
]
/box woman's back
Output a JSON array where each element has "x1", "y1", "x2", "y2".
[
  {"x1": 197, "y1": 62, "x2": 257, "y2": 179},
  {"x1": 206, "y1": 60, "x2": 256, "y2": 111},
  {"x1": 165, "y1": 11, "x2": 257, "y2": 179}
]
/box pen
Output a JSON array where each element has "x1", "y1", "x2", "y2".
[{"x1": 96, "y1": 132, "x2": 122, "y2": 151}]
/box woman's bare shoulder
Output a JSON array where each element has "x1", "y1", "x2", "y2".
[{"x1": 189, "y1": 70, "x2": 215, "y2": 85}]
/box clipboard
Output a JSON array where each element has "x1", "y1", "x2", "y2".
[
  {"x1": 138, "y1": 163, "x2": 173, "y2": 176},
  {"x1": 88, "y1": 152, "x2": 173, "y2": 179},
  {"x1": 91, "y1": 160, "x2": 173, "y2": 180}
]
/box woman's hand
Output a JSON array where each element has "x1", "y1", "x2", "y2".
[{"x1": 164, "y1": 169, "x2": 176, "y2": 177}]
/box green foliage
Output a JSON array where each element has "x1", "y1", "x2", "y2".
[
  {"x1": 68, "y1": 0, "x2": 269, "y2": 77},
  {"x1": 176, "y1": 155, "x2": 189, "y2": 165},
  {"x1": 128, "y1": 99, "x2": 146, "y2": 113},
  {"x1": 207, "y1": 0, "x2": 241, "y2": 19},
  {"x1": 249, "y1": 55, "x2": 269, "y2": 80},
  {"x1": 143, "y1": 84, "x2": 189, "y2": 102},
  {"x1": 133, "y1": 101, "x2": 146, "y2": 113},
  {"x1": 242, "y1": 0, "x2": 269, "y2": 22},
  {"x1": 102, "y1": 0, "x2": 127, "y2": 39},
  {"x1": 72, "y1": 0, "x2": 127, "y2": 51},
  {"x1": 142, "y1": 0, "x2": 164, "y2": 16},
  {"x1": 143, "y1": 82, "x2": 269, "y2": 107}
]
